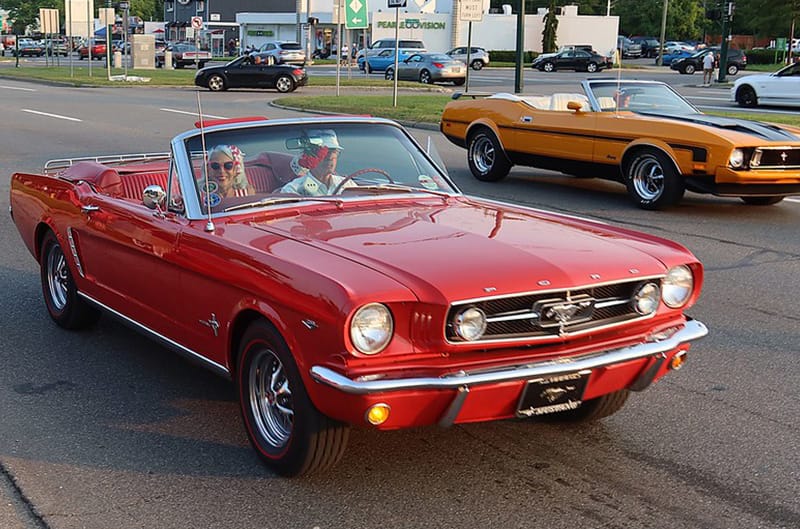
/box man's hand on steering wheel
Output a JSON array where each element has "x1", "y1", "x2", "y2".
[{"x1": 330, "y1": 168, "x2": 394, "y2": 195}]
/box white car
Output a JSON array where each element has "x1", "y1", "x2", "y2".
[
  {"x1": 664, "y1": 41, "x2": 695, "y2": 54},
  {"x1": 730, "y1": 62, "x2": 800, "y2": 108}
]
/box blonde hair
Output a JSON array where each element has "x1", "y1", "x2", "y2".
[{"x1": 208, "y1": 144, "x2": 249, "y2": 190}]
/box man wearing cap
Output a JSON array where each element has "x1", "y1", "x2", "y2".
[{"x1": 280, "y1": 129, "x2": 355, "y2": 196}]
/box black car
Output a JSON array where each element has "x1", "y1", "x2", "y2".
[
  {"x1": 630, "y1": 36, "x2": 661, "y2": 58},
  {"x1": 194, "y1": 55, "x2": 308, "y2": 93},
  {"x1": 670, "y1": 47, "x2": 747, "y2": 76},
  {"x1": 532, "y1": 49, "x2": 609, "y2": 73}
]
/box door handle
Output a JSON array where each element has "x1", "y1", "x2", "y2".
[{"x1": 81, "y1": 205, "x2": 100, "y2": 214}]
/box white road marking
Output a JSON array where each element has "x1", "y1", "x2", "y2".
[
  {"x1": 160, "y1": 108, "x2": 227, "y2": 119},
  {"x1": 786, "y1": 197, "x2": 800, "y2": 204},
  {"x1": 21, "y1": 109, "x2": 82, "y2": 122},
  {"x1": 1, "y1": 85, "x2": 37, "y2": 92}
]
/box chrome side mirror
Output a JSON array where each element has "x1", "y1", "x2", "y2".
[{"x1": 143, "y1": 184, "x2": 167, "y2": 210}]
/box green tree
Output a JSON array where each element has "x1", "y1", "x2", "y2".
[
  {"x1": 542, "y1": 0, "x2": 559, "y2": 52},
  {"x1": 2, "y1": 0, "x2": 59, "y2": 34}
]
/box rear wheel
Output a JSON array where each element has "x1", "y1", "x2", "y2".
[
  {"x1": 624, "y1": 149, "x2": 685, "y2": 210},
  {"x1": 237, "y1": 321, "x2": 350, "y2": 477},
  {"x1": 275, "y1": 75, "x2": 295, "y2": 93},
  {"x1": 471, "y1": 60, "x2": 483, "y2": 71},
  {"x1": 740, "y1": 196, "x2": 784, "y2": 206},
  {"x1": 586, "y1": 62, "x2": 598, "y2": 73},
  {"x1": 736, "y1": 85, "x2": 758, "y2": 107},
  {"x1": 467, "y1": 128, "x2": 512, "y2": 182},
  {"x1": 419, "y1": 69, "x2": 432, "y2": 84},
  {"x1": 384, "y1": 67, "x2": 394, "y2": 81},
  {"x1": 207, "y1": 74, "x2": 226, "y2": 92},
  {"x1": 727, "y1": 63, "x2": 739, "y2": 75},
  {"x1": 453, "y1": 78, "x2": 465, "y2": 86},
  {"x1": 39, "y1": 231, "x2": 99, "y2": 330}
]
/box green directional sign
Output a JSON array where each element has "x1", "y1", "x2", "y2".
[{"x1": 345, "y1": 0, "x2": 369, "y2": 29}]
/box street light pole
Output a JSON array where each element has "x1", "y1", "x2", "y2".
[{"x1": 657, "y1": 0, "x2": 668, "y2": 66}]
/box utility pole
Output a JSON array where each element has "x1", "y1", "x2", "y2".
[
  {"x1": 718, "y1": 1, "x2": 733, "y2": 83},
  {"x1": 514, "y1": 0, "x2": 525, "y2": 93}
]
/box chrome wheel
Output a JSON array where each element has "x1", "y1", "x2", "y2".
[
  {"x1": 469, "y1": 134, "x2": 496, "y2": 174},
  {"x1": 207, "y1": 74, "x2": 225, "y2": 91},
  {"x1": 467, "y1": 129, "x2": 511, "y2": 182},
  {"x1": 629, "y1": 153, "x2": 665, "y2": 202},
  {"x1": 543, "y1": 62, "x2": 555, "y2": 72},
  {"x1": 46, "y1": 244, "x2": 69, "y2": 311},
  {"x1": 275, "y1": 75, "x2": 294, "y2": 93},
  {"x1": 248, "y1": 348, "x2": 293, "y2": 449}
]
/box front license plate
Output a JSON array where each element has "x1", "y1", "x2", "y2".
[{"x1": 516, "y1": 369, "x2": 591, "y2": 418}]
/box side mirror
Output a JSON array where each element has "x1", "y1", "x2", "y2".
[
  {"x1": 567, "y1": 101, "x2": 584, "y2": 112},
  {"x1": 143, "y1": 184, "x2": 167, "y2": 210}
]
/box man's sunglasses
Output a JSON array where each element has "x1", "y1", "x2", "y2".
[{"x1": 210, "y1": 161, "x2": 235, "y2": 171}]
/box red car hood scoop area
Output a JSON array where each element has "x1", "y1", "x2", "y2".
[{"x1": 253, "y1": 200, "x2": 667, "y2": 300}]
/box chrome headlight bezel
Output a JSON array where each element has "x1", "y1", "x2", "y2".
[
  {"x1": 349, "y1": 303, "x2": 394, "y2": 355},
  {"x1": 729, "y1": 148, "x2": 745, "y2": 168},
  {"x1": 453, "y1": 306, "x2": 487, "y2": 342},
  {"x1": 662, "y1": 265, "x2": 694, "y2": 308},
  {"x1": 633, "y1": 281, "x2": 661, "y2": 315}
]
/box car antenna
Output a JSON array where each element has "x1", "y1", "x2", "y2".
[{"x1": 195, "y1": 90, "x2": 215, "y2": 233}]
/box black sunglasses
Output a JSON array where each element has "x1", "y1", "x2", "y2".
[{"x1": 210, "y1": 161, "x2": 235, "y2": 171}]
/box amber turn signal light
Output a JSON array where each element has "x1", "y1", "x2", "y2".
[
  {"x1": 670, "y1": 351, "x2": 687, "y2": 370},
  {"x1": 365, "y1": 403, "x2": 391, "y2": 425}
]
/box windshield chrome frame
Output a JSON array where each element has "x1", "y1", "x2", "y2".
[{"x1": 582, "y1": 79, "x2": 702, "y2": 114}]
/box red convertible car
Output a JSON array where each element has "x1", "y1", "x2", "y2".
[{"x1": 10, "y1": 116, "x2": 707, "y2": 476}]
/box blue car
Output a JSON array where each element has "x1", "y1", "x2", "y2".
[
  {"x1": 657, "y1": 50, "x2": 693, "y2": 66},
  {"x1": 357, "y1": 49, "x2": 410, "y2": 73}
]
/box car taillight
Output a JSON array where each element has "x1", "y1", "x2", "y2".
[
  {"x1": 742, "y1": 54, "x2": 747, "y2": 63},
  {"x1": 279, "y1": 50, "x2": 288, "y2": 55},
  {"x1": 292, "y1": 68, "x2": 304, "y2": 75},
  {"x1": 433, "y1": 62, "x2": 444, "y2": 68}
]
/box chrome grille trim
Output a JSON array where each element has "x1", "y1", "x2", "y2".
[{"x1": 445, "y1": 278, "x2": 661, "y2": 344}]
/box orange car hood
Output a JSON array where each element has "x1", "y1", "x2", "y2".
[{"x1": 250, "y1": 198, "x2": 677, "y2": 302}]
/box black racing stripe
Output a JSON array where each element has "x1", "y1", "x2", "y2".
[
  {"x1": 498, "y1": 124, "x2": 635, "y2": 143},
  {"x1": 669, "y1": 143, "x2": 707, "y2": 162}
]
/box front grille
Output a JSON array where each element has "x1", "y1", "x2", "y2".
[
  {"x1": 446, "y1": 279, "x2": 656, "y2": 343},
  {"x1": 751, "y1": 147, "x2": 800, "y2": 169}
]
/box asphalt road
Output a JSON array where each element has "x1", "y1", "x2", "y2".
[{"x1": 1, "y1": 80, "x2": 798, "y2": 529}]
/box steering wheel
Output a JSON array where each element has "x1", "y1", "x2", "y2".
[{"x1": 331, "y1": 168, "x2": 395, "y2": 195}]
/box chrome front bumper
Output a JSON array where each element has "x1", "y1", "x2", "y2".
[{"x1": 310, "y1": 319, "x2": 708, "y2": 395}]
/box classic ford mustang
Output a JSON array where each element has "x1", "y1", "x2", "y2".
[
  {"x1": 440, "y1": 79, "x2": 800, "y2": 209},
  {"x1": 10, "y1": 116, "x2": 707, "y2": 476}
]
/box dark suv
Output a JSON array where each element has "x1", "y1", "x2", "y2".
[
  {"x1": 670, "y1": 47, "x2": 747, "y2": 75},
  {"x1": 631, "y1": 36, "x2": 661, "y2": 58}
]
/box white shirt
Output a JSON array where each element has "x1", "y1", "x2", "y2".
[
  {"x1": 703, "y1": 53, "x2": 714, "y2": 70},
  {"x1": 279, "y1": 174, "x2": 353, "y2": 196}
]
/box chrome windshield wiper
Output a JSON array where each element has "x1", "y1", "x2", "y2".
[
  {"x1": 347, "y1": 183, "x2": 454, "y2": 198},
  {"x1": 223, "y1": 196, "x2": 342, "y2": 212}
]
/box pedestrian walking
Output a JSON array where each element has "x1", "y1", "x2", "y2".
[{"x1": 702, "y1": 52, "x2": 714, "y2": 86}]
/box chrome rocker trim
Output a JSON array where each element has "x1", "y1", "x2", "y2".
[{"x1": 310, "y1": 319, "x2": 707, "y2": 396}]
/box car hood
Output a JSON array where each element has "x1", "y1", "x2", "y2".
[
  {"x1": 247, "y1": 197, "x2": 677, "y2": 303},
  {"x1": 649, "y1": 113, "x2": 800, "y2": 142}
]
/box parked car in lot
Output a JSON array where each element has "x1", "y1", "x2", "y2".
[
  {"x1": 440, "y1": 79, "x2": 800, "y2": 209},
  {"x1": 671, "y1": 47, "x2": 747, "y2": 75},
  {"x1": 663, "y1": 40, "x2": 695, "y2": 54},
  {"x1": 630, "y1": 36, "x2": 661, "y2": 58},
  {"x1": 532, "y1": 49, "x2": 610, "y2": 72},
  {"x1": 9, "y1": 115, "x2": 708, "y2": 476},
  {"x1": 194, "y1": 55, "x2": 307, "y2": 93},
  {"x1": 730, "y1": 61, "x2": 800, "y2": 108},
  {"x1": 445, "y1": 46, "x2": 490, "y2": 70},
  {"x1": 254, "y1": 41, "x2": 306, "y2": 65},
  {"x1": 78, "y1": 40, "x2": 107, "y2": 60},
  {"x1": 384, "y1": 52, "x2": 466, "y2": 85},
  {"x1": 656, "y1": 49, "x2": 693, "y2": 66},
  {"x1": 617, "y1": 36, "x2": 643, "y2": 59},
  {"x1": 13, "y1": 39, "x2": 45, "y2": 57},
  {"x1": 357, "y1": 49, "x2": 410, "y2": 73},
  {"x1": 47, "y1": 40, "x2": 70, "y2": 56},
  {"x1": 356, "y1": 38, "x2": 426, "y2": 62},
  {"x1": 156, "y1": 42, "x2": 212, "y2": 68}
]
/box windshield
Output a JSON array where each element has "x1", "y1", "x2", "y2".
[
  {"x1": 588, "y1": 81, "x2": 700, "y2": 114},
  {"x1": 182, "y1": 122, "x2": 456, "y2": 215}
]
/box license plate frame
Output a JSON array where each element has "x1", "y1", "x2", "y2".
[{"x1": 516, "y1": 369, "x2": 591, "y2": 418}]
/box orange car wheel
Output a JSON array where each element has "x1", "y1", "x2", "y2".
[
  {"x1": 467, "y1": 128, "x2": 512, "y2": 182},
  {"x1": 624, "y1": 149, "x2": 685, "y2": 210}
]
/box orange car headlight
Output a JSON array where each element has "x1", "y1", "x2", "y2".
[{"x1": 729, "y1": 148, "x2": 745, "y2": 168}]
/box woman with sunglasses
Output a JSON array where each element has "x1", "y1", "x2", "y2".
[{"x1": 206, "y1": 144, "x2": 255, "y2": 199}]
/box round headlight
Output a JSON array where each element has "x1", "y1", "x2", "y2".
[
  {"x1": 662, "y1": 265, "x2": 694, "y2": 308},
  {"x1": 633, "y1": 282, "x2": 660, "y2": 315},
  {"x1": 350, "y1": 303, "x2": 393, "y2": 355},
  {"x1": 453, "y1": 307, "x2": 487, "y2": 341},
  {"x1": 729, "y1": 148, "x2": 744, "y2": 168}
]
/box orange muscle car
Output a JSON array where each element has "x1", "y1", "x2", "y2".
[{"x1": 440, "y1": 80, "x2": 800, "y2": 209}]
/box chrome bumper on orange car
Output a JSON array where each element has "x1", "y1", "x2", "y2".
[{"x1": 310, "y1": 320, "x2": 707, "y2": 395}]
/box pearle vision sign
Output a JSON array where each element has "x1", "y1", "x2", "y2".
[{"x1": 376, "y1": 18, "x2": 447, "y2": 30}]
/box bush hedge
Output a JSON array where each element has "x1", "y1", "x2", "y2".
[
  {"x1": 744, "y1": 48, "x2": 790, "y2": 65},
  {"x1": 489, "y1": 50, "x2": 538, "y2": 63}
]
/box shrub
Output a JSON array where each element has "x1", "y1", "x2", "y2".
[{"x1": 489, "y1": 50, "x2": 537, "y2": 63}]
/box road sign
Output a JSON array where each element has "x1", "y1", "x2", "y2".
[
  {"x1": 191, "y1": 16, "x2": 203, "y2": 30},
  {"x1": 345, "y1": 0, "x2": 369, "y2": 29},
  {"x1": 459, "y1": 0, "x2": 484, "y2": 22},
  {"x1": 388, "y1": 0, "x2": 406, "y2": 8}
]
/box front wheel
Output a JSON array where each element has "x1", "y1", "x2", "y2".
[
  {"x1": 237, "y1": 321, "x2": 350, "y2": 477},
  {"x1": 740, "y1": 196, "x2": 784, "y2": 206},
  {"x1": 683, "y1": 64, "x2": 696, "y2": 74},
  {"x1": 207, "y1": 74, "x2": 226, "y2": 92},
  {"x1": 471, "y1": 60, "x2": 483, "y2": 71},
  {"x1": 624, "y1": 149, "x2": 685, "y2": 210},
  {"x1": 274, "y1": 75, "x2": 295, "y2": 93},
  {"x1": 736, "y1": 85, "x2": 757, "y2": 107},
  {"x1": 467, "y1": 128, "x2": 512, "y2": 182},
  {"x1": 586, "y1": 62, "x2": 598, "y2": 73},
  {"x1": 542, "y1": 62, "x2": 555, "y2": 72},
  {"x1": 40, "y1": 231, "x2": 99, "y2": 329}
]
